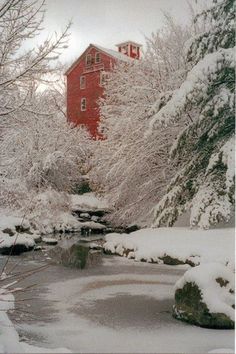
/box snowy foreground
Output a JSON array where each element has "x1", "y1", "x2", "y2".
[
  {"x1": 0, "y1": 217, "x2": 234, "y2": 353},
  {"x1": 104, "y1": 227, "x2": 235, "y2": 266},
  {"x1": 5, "y1": 256, "x2": 234, "y2": 354}
]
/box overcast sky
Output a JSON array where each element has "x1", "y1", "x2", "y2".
[{"x1": 42, "y1": 0, "x2": 202, "y2": 65}]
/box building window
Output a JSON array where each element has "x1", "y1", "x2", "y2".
[
  {"x1": 121, "y1": 45, "x2": 128, "y2": 55},
  {"x1": 80, "y1": 76, "x2": 86, "y2": 89},
  {"x1": 81, "y1": 98, "x2": 86, "y2": 111},
  {"x1": 100, "y1": 71, "x2": 109, "y2": 86},
  {"x1": 132, "y1": 46, "x2": 137, "y2": 54},
  {"x1": 95, "y1": 52, "x2": 101, "y2": 64},
  {"x1": 86, "y1": 54, "x2": 92, "y2": 66}
]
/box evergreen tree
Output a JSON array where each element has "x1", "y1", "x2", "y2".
[{"x1": 150, "y1": 0, "x2": 235, "y2": 228}]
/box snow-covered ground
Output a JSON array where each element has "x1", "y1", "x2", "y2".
[{"x1": 104, "y1": 227, "x2": 235, "y2": 266}]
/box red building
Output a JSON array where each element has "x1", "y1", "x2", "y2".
[{"x1": 65, "y1": 41, "x2": 142, "y2": 138}]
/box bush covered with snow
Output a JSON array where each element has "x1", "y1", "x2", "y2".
[
  {"x1": 173, "y1": 263, "x2": 235, "y2": 329},
  {"x1": 26, "y1": 189, "x2": 82, "y2": 234}
]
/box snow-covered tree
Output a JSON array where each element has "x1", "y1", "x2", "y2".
[
  {"x1": 0, "y1": 0, "x2": 93, "y2": 212},
  {"x1": 90, "y1": 16, "x2": 190, "y2": 226},
  {"x1": 0, "y1": 87, "x2": 92, "y2": 209},
  {"x1": 149, "y1": 0, "x2": 235, "y2": 229},
  {"x1": 0, "y1": 0, "x2": 70, "y2": 127}
]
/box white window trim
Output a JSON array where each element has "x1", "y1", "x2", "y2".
[
  {"x1": 95, "y1": 52, "x2": 101, "y2": 64},
  {"x1": 100, "y1": 71, "x2": 110, "y2": 86},
  {"x1": 100, "y1": 72, "x2": 105, "y2": 86},
  {"x1": 86, "y1": 54, "x2": 92, "y2": 66},
  {"x1": 81, "y1": 98, "x2": 86, "y2": 111},
  {"x1": 80, "y1": 76, "x2": 86, "y2": 89}
]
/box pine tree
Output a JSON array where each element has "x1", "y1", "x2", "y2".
[{"x1": 150, "y1": 0, "x2": 235, "y2": 229}]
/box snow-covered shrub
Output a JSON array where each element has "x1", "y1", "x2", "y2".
[
  {"x1": 0, "y1": 178, "x2": 29, "y2": 211},
  {"x1": 150, "y1": 0, "x2": 235, "y2": 228},
  {"x1": 90, "y1": 16, "x2": 190, "y2": 226},
  {"x1": 25, "y1": 189, "x2": 81, "y2": 234},
  {"x1": 173, "y1": 263, "x2": 235, "y2": 329}
]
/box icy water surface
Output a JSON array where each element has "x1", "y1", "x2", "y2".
[{"x1": 1, "y1": 236, "x2": 234, "y2": 354}]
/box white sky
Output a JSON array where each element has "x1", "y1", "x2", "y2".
[{"x1": 42, "y1": 0, "x2": 200, "y2": 66}]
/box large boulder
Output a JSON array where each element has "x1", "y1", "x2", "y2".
[{"x1": 173, "y1": 263, "x2": 235, "y2": 329}]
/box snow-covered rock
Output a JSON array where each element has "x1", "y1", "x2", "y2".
[
  {"x1": 81, "y1": 221, "x2": 106, "y2": 230},
  {"x1": 173, "y1": 263, "x2": 235, "y2": 329},
  {"x1": 103, "y1": 227, "x2": 234, "y2": 266},
  {"x1": 42, "y1": 237, "x2": 58, "y2": 245},
  {"x1": 71, "y1": 193, "x2": 109, "y2": 214},
  {"x1": 0, "y1": 231, "x2": 35, "y2": 255},
  {"x1": 80, "y1": 212, "x2": 90, "y2": 219}
]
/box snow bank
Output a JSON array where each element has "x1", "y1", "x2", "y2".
[
  {"x1": 70, "y1": 193, "x2": 109, "y2": 212},
  {"x1": 175, "y1": 263, "x2": 235, "y2": 322},
  {"x1": 104, "y1": 227, "x2": 234, "y2": 266}
]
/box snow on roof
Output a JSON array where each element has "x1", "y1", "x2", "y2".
[
  {"x1": 115, "y1": 40, "x2": 143, "y2": 47},
  {"x1": 65, "y1": 43, "x2": 133, "y2": 75},
  {"x1": 92, "y1": 44, "x2": 133, "y2": 63}
]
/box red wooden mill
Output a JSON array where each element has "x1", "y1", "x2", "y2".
[{"x1": 65, "y1": 41, "x2": 142, "y2": 138}]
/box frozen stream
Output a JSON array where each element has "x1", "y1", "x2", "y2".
[{"x1": 1, "y1": 237, "x2": 234, "y2": 353}]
